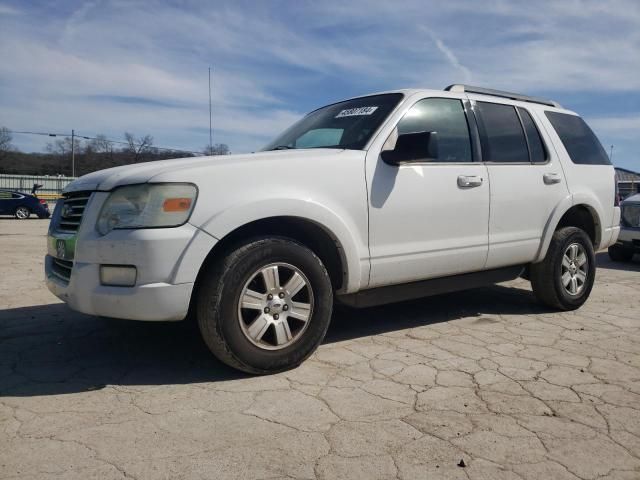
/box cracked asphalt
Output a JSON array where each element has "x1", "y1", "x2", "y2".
[{"x1": 1, "y1": 219, "x2": 639, "y2": 480}]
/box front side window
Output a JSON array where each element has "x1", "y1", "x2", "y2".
[
  {"x1": 262, "y1": 93, "x2": 404, "y2": 151},
  {"x1": 476, "y1": 102, "x2": 529, "y2": 163},
  {"x1": 393, "y1": 98, "x2": 473, "y2": 162},
  {"x1": 545, "y1": 111, "x2": 610, "y2": 165}
]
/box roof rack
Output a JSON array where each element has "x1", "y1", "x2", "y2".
[{"x1": 444, "y1": 84, "x2": 561, "y2": 108}]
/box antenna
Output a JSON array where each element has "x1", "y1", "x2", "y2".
[
  {"x1": 208, "y1": 67, "x2": 213, "y2": 156},
  {"x1": 610, "y1": 145, "x2": 614, "y2": 163}
]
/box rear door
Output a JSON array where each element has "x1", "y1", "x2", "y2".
[{"x1": 469, "y1": 98, "x2": 570, "y2": 268}]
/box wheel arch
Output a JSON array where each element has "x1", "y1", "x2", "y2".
[
  {"x1": 534, "y1": 196, "x2": 603, "y2": 263},
  {"x1": 195, "y1": 215, "x2": 349, "y2": 292}
]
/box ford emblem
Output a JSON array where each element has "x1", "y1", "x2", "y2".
[{"x1": 56, "y1": 239, "x2": 66, "y2": 259}]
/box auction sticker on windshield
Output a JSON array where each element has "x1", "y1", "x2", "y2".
[{"x1": 335, "y1": 106, "x2": 378, "y2": 118}]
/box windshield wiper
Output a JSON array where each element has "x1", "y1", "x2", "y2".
[{"x1": 270, "y1": 145, "x2": 295, "y2": 150}]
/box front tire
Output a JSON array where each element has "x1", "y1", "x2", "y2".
[
  {"x1": 197, "y1": 237, "x2": 333, "y2": 374},
  {"x1": 15, "y1": 206, "x2": 30, "y2": 219},
  {"x1": 530, "y1": 227, "x2": 595, "y2": 311},
  {"x1": 608, "y1": 244, "x2": 634, "y2": 262}
]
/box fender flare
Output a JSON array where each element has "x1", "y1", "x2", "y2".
[
  {"x1": 196, "y1": 198, "x2": 367, "y2": 293},
  {"x1": 533, "y1": 193, "x2": 604, "y2": 263}
]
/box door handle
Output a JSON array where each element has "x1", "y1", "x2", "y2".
[
  {"x1": 543, "y1": 172, "x2": 562, "y2": 185},
  {"x1": 457, "y1": 175, "x2": 483, "y2": 188}
]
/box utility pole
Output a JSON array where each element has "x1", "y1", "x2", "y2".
[
  {"x1": 208, "y1": 67, "x2": 213, "y2": 155},
  {"x1": 71, "y1": 129, "x2": 75, "y2": 177}
]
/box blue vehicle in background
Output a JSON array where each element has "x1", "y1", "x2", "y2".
[{"x1": 0, "y1": 188, "x2": 51, "y2": 219}]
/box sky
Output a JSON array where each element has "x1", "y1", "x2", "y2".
[{"x1": 0, "y1": 0, "x2": 639, "y2": 170}]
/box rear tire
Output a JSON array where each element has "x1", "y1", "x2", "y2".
[
  {"x1": 530, "y1": 227, "x2": 595, "y2": 311},
  {"x1": 15, "y1": 206, "x2": 30, "y2": 219},
  {"x1": 197, "y1": 237, "x2": 333, "y2": 374},
  {"x1": 608, "y1": 244, "x2": 634, "y2": 262}
]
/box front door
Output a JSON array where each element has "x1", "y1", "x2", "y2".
[{"x1": 366, "y1": 95, "x2": 490, "y2": 288}]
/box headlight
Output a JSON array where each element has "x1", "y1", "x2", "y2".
[{"x1": 96, "y1": 183, "x2": 197, "y2": 235}]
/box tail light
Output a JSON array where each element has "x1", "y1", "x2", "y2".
[
  {"x1": 614, "y1": 175, "x2": 620, "y2": 206},
  {"x1": 39, "y1": 199, "x2": 47, "y2": 204}
]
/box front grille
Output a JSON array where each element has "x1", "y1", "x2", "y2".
[
  {"x1": 621, "y1": 204, "x2": 640, "y2": 228},
  {"x1": 57, "y1": 191, "x2": 92, "y2": 233},
  {"x1": 51, "y1": 257, "x2": 73, "y2": 283}
]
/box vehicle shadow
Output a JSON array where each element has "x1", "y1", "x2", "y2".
[
  {"x1": 0, "y1": 283, "x2": 546, "y2": 397},
  {"x1": 595, "y1": 251, "x2": 640, "y2": 272}
]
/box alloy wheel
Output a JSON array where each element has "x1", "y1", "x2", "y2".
[
  {"x1": 561, "y1": 243, "x2": 589, "y2": 296},
  {"x1": 16, "y1": 207, "x2": 29, "y2": 219},
  {"x1": 237, "y1": 262, "x2": 314, "y2": 350}
]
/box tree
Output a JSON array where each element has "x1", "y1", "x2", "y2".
[
  {"x1": 124, "y1": 132, "x2": 154, "y2": 163},
  {"x1": 88, "y1": 134, "x2": 114, "y2": 160},
  {"x1": 203, "y1": 143, "x2": 230, "y2": 156},
  {"x1": 46, "y1": 137, "x2": 81, "y2": 157},
  {"x1": 0, "y1": 127, "x2": 14, "y2": 160}
]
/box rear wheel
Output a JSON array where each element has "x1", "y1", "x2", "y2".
[
  {"x1": 197, "y1": 237, "x2": 333, "y2": 374},
  {"x1": 530, "y1": 227, "x2": 595, "y2": 311},
  {"x1": 14, "y1": 206, "x2": 30, "y2": 219},
  {"x1": 608, "y1": 244, "x2": 634, "y2": 262}
]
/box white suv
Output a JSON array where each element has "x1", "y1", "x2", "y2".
[{"x1": 46, "y1": 85, "x2": 620, "y2": 373}]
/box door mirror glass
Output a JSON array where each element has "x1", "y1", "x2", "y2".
[{"x1": 381, "y1": 131, "x2": 438, "y2": 165}]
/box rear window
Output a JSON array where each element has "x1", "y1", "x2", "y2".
[{"x1": 545, "y1": 111, "x2": 610, "y2": 165}]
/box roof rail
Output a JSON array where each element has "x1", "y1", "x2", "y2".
[{"x1": 444, "y1": 84, "x2": 561, "y2": 108}]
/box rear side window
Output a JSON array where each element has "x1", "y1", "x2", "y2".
[
  {"x1": 476, "y1": 102, "x2": 529, "y2": 162},
  {"x1": 517, "y1": 108, "x2": 546, "y2": 163},
  {"x1": 545, "y1": 111, "x2": 610, "y2": 165}
]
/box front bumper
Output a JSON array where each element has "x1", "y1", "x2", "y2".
[
  {"x1": 45, "y1": 191, "x2": 217, "y2": 321},
  {"x1": 46, "y1": 256, "x2": 194, "y2": 320},
  {"x1": 616, "y1": 227, "x2": 640, "y2": 251}
]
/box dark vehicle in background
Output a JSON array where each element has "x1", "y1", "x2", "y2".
[
  {"x1": 0, "y1": 190, "x2": 50, "y2": 219},
  {"x1": 609, "y1": 193, "x2": 640, "y2": 262}
]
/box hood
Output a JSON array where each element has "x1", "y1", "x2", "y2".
[
  {"x1": 622, "y1": 193, "x2": 640, "y2": 204},
  {"x1": 63, "y1": 149, "x2": 344, "y2": 193}
]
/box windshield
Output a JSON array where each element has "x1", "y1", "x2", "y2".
[{"x1": 262, "y1": 93, "x2": 404, "y2": 151}]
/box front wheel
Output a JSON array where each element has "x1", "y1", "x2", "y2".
[
  {"x1": 15, "y1": 206, "x2": 30, "y2": 219},
  {"x1": 530, "y1": 227, "x2": 596, "y2": 311},
  {"x1": 197, "y1": 237, "x2": 333, "y2": 374}
]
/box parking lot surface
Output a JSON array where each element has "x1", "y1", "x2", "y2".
[{"x1": 1, "y1": 219, "x2": 639, "y2": 480}]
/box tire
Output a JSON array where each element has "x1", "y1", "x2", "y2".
[
  {"x1": 14, "y1": 206, "x2": 30, "y2": 219},
  {"x1": 530, "y1": 227, "x2": 596, "y2": 311},
  {"x1": 197, "y1": 237, "x2": 333, "y2": 374},
  {"x1": 608, "y1": 244, "x2": 634, "y2": 262}
]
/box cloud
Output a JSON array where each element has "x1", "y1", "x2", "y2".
[
  {"x1": 0, "y1": 3, "x2": 20, "y2": 15},
  {"x1": 0, "y1": 0, "x2": 639, "y2": 169},
  {"x1": 588, "y1": 115, "x2": 640, "y2": 140},
  {"x1": 421, "y1": 27, "x2": 472, "y2": 83}
]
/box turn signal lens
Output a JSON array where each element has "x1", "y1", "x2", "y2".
[{"x1": 163, "y1": 197, "x2": 192, "y2": 212}]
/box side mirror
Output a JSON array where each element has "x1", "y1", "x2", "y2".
[{"x1": 381, "y1": 131, "x2": 438, "y2": 165}]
